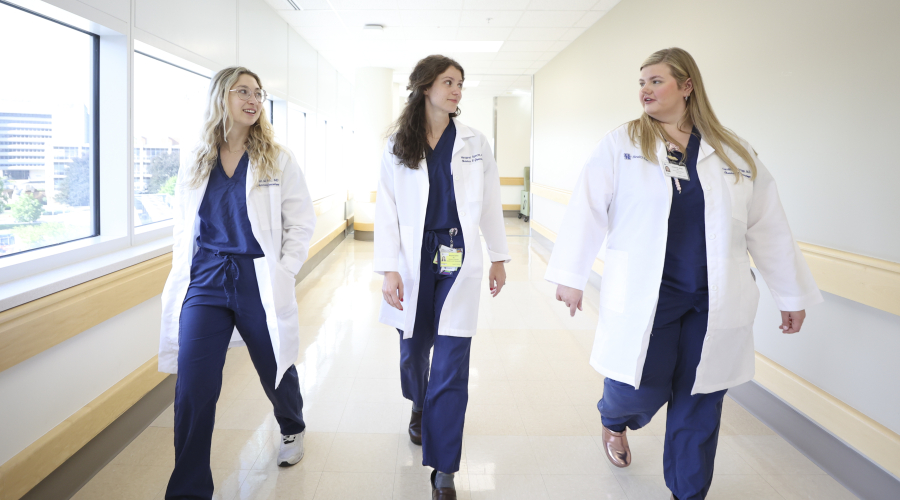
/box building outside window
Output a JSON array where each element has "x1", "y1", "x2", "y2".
[
  {"x1": 133, "y1": 51, "x2": 209, "y2": 226},
  {"x1": 0, "y1": 3, "x2": 98, "y2": 257}
]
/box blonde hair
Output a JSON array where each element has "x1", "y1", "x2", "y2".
[
  {"x1": 627, "y1": 48, "x2": 756, "y2": 181},
  {"x1": 188, "y1": 66, "x2": 283, "y2": 188}
]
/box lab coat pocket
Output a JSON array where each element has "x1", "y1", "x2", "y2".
[
  {"x1": 599, "y1": 249, "x2": 627, "y2": 313},
  {"x1": 724, "y1": 176, "x2": 752, "y2": 223},
  {"x1": 273, "y1": 261, "x2": 298, "y2": 314},
  {"x1": 464, "y1": 165, "x2": 484, "y2": 202}
]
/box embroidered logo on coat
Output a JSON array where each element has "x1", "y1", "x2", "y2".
[{"x1": 623, "y1": 153, "x2": 645, "y2": 160}]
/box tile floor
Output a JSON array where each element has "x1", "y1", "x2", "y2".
[{"x1": 73, "y1": 219, "x2": 857, "y2": 500}]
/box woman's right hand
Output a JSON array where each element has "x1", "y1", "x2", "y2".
[
  {"x1": 556, "y1": 284, "x2": 584, "y2": 317},
  {"x1": 382, "y1": 271, "x2": 404, "y2": 311}
]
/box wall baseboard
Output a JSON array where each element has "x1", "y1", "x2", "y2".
[
  {"x1": 729, "y1": 380, "x2": 900, "y2": 500},
  {"x1": 3, "y1": 220, "x2": 350, "y2": 500}
]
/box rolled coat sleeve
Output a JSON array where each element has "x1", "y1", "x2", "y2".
[
  {"x1": 374, "y1": 140, "x2": 401, "y2": 275},
  {"x1": 745, "y1": 152, "x2": 823, "y2": 311},
  {"x1": 478, "y1": 133, "x2": 511, "y2": 264},
  {"x1": 544, "y1": 136, "x2": 615, "y2": 290},
  {"x1": 279, "y1": 149, "x2": 317, "y2": 275}
]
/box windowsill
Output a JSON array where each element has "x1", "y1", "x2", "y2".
[{"x1": 0, "y1": 234, "x2": 173, "y2": 312}]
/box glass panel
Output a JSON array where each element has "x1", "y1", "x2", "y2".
[
  {"x1": 0, "y1": 4, "x2": 97, "y2": 257},
  {"x1": 133, "y1": 52, "x2": 209, "y2": 226}
]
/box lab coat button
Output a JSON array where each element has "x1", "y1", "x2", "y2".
[
  {"x1": 711, "y1": 285, "x2": 718, "y2": 291},
  {"x1": 708, "y1": 234, "x2": 716, "y2": 240},
  {"x1": 460, "y1": 211, "x2": 466, "y2": 216}
]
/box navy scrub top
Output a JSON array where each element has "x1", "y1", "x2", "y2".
[
  {"x1": 195, "y1": 152, "x2": 265, "y2": 258},
  {"x1": 423, "y1": 119, "x2": 465, "y2": 250},
  {"x1": 661, "y1": 129, "x2": 708, "y2": 294}
]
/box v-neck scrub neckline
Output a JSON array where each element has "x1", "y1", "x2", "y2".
[{"x1": 195, "y1": 152, "x2": 265, "y2": 258}]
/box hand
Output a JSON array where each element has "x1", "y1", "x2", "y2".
[
  {"x1": 382, "y1": 271, "x2": 404, "y2": 311},
  {"x1": 556, "y1": 284, "x2": 584, "y2": 317},
  {"x1": 780, "y1": 310, "x2": 806, "y2": 334},
  {"x1": 488, "y1": 262, "x2": 506, "y2": 297}
]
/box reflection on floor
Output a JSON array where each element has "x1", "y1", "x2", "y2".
[{"x1": 73, "y1": 219, "x2": 857, "y2": 499}]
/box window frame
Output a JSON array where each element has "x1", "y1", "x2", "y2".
[{"x1": 0, "y1": 0, "x2": 102, "y2": 260}]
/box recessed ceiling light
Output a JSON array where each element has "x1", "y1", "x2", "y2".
[{"x1": 363, "y1": 24, "x2": 384, "y2": 31}]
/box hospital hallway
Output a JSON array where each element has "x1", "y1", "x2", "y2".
[{"x1": 69, "y1": 219, "x2": 856, "y2": 500}]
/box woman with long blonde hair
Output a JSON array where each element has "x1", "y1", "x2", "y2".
[
  {"x1": 158, "y1": 66, "x2": 316, "y2": 499},
  {"x1": 546, "y1": 48, "x2": 822, "y2": 499}
]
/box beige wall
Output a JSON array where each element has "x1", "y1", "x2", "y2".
[{"x1": 531, "y1": 0, "x2": 900, "y2": 437}]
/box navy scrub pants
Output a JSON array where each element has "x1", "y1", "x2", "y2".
[
  {"x1": 166, "y1": 248, "x2": 306, "y2": 500},
  {"x1": 597, "y1": 286, "x2": 726, "y2": 500},
  {"x1": 398, "y1": 234, "x2": 472, "y2": 474}
]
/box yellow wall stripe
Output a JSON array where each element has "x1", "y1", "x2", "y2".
[
  {"x1": 0, "y1": 255, "x2": 172, "y2": 374},
  {"x1": 500, "y1": 176, "x2": 525, "y2": 186},
  {"x1": 0, "y1": 356, "x2": 168, "y2": 500}
]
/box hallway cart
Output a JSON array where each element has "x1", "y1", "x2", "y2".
[{"x1": 518, "y1": 166, "x2": 530, "y2": 222}]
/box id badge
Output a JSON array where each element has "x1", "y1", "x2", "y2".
[
  {"x1": 436, "y1": 245, "x2": 463, "y2": 275},
  {"x1": 664, "y1": 163, "x2": 690, "y2": 181}
]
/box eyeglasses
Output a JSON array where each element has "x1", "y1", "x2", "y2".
[{"x1": 229, "y1": 88, "x2": 268, "y2": 104}]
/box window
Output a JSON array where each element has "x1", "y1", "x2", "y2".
[
  {"x1": 133, "y1": 51, "x2": 209, "y2": 226},
  {"x1": 0, "y1": 2, "x2": 98, "y2": 258}
]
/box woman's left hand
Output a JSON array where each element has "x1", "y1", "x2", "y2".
[
  {"x1": 488, "y1": 262, "x2": 506, "y2": 297},
  {"x1": 780, "y1": 310, "x2": 806, "y2": 334}
]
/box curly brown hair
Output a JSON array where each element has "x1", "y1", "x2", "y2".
[{"x1": 390, "y1": 55, "x2": 464, "y2": 170}]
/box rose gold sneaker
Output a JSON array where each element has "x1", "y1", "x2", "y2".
[{"x1": 601, "y1": 425, "x2": 631, "y2": 468}]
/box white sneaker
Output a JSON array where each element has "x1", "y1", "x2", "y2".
[{"x1": 278, "y1": 430, "x2": 305, "y2": 467}]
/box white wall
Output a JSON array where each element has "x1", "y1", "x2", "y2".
[
  {"x1": 496, "y1": 96, "x2": 531, "y2": 208},
  {"x1": 532, "y1": 0, "x2": 900, "y2": 433},
  {"x1": 0, "y1": 0, "x2": 352, "y2": 468}
]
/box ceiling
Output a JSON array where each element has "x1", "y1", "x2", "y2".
[{"x1": 264, "y1": 0, "x2": 621, "y2": 99}]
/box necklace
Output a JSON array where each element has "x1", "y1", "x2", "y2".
[{"x1": 224, "y1": 146, "x2": 245, "y2": 154}]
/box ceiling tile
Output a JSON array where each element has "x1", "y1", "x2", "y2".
[
  {"x1": 484, "y1": 67, "x2": 530, "y2": 75},
  {"x1": 291, "y1": 26, "x2": 342, "y2": 40},
  {"x1": 592, "y1": 0, "x2": 621, "y2": 10},
  {"x1": 507, "y1": 27, "x2": 567, "y2": 41},
  {"x1": 397, "y1": 0, "x2": 464, "y2": 9},
  {"x1": 560, "y1": 26, "x2": 587, "y2": 41},
  {"x1": 548, "y1": 39, "x2": 573, "y2": 52},
  {"x1": 527, "y1": 0, "x2": 597, "y2": 10},
  {"x1": 529, "y1": 60, "x2": 548, "y2": 70},
  {"x1": 380, "y1": 26, "x2": 460, "y2": 40},
  {"x1": 292, "y1": 0, "x2": 332, "y2": 9},
  {"x1": 336, "y1": 10, "x2": 402, "y2": 28},
  {"x1": 280, "y1": 10, "x2": 344, "y2": 28},
  {"x1": 264, "y1": 0, "x2": 292, "y2": 11},
  {"x1": 331, "y1": 0, "x2": 399, "y2": 9},
  {"x1": 493, "y1": 51, "x2": 544, "y2": 61},
  {"x1": 450, "y1": 52, "x2": 499, "y2": 61},
  {"x1": 516, "y1": 10, "x2": 584, "y2": 27},
  {"x1": 490, "y1": 60, "x2": 533, "y2": 69},
  {"x1": 499, "y1": 40, "x2": 555, "y2": 52},
  {"x1": 459, "y1": 10, "x2": 524, "y2": 27},
  {"x1": 575, "y1": 9, "x2": 606, "y2": 27},
  {"x1": 512, "y1": 75, "x2": 532, "y2": 86},
  {"x1": 462, "y1": 0, "x2": 531, "y2": 10},
  {"x1": 456, "y1": 26, "x2": 513, "y2": 40},
  {"x1": 398, "y1": 10, "x2": 462, "y2": 27}
]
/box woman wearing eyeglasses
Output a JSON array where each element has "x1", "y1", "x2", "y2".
[{"x1": 158, "y1": 66, "x2": 316, "y2": 499}]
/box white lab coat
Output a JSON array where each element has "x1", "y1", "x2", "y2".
[
  {"x1": 374, "y1": 118, "x2": 511, "y2": 339},
  {"x1": 545, "y1": 125, "x2": 823, "y2": 394},
  {"x1": 158, "y1": 149, "x2": 316, "y2": 388}
]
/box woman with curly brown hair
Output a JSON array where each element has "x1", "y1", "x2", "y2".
[{"x1": 374, "y1": 55, "x2": 510, "y2": 500}]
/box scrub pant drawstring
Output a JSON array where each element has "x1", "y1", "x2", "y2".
[{"x1": 216, "y1": 251, "x2": 241, "y2": 313}]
